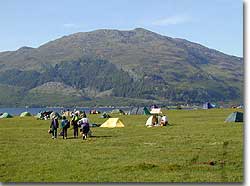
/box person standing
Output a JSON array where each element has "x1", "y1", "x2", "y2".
[
  {"x1": 61, "y1": 116, "x2": 69, "y2": 139},
  {"x1": 152, "y1": 115, "x2": 158, "y2": 126},
  {"x1": 78, "y1": 114, "x2": 90, "y2": 140},
  {"x1": 50, "y1": 116, "x2": 59, "y2": 139},
  {"x1": 71, "y1": 113, "x2": 80, "y2": 138},
  {"x1": 160, "y1": 115, "x2": 168, "y2": 126}
]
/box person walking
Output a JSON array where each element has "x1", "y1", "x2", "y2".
[
  {"x1": 78, "y1": 114, "x2": 90, "y2": 140},
  {"x1": 61, "y1": 116, "x2": 69, "y2": 139},
  {"x1": 71, "y1": 113, "x2": 80, "y2": 138},
  {"x1": 50, "y1": 116, "x2": 59, "y2": 139}
]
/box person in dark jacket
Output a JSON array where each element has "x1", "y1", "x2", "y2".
[
  {"x1": 50, "y1": 116, "x2": 59, "y2": 139},
  {"x1": 60, "y1": 116, "x2": 69, "y2": 139},
  {"x1": 71, "y1": 113, "x2": 80, "y2": 138}
]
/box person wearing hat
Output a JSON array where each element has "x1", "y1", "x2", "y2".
[{"x1": 50, "y1": 116, "x2": 59, "y2": 139}]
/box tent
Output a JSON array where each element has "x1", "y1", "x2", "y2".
[
  {"x1": 35, "y1": 111, "x2": 54, "y2": 120},
  {"x1": 129, "y1": 107, "x2": 151, "y2": 115},
  {"x1": 150, "y1": 108, "x2": 162, "y2": 114},
  {"x1": 100, "y1": 118, "x2": 125, "y2": 128},
  {"x1": 111, "y1": 109, "x2": 125, "y2": 115},
  {"x1": 50, "y1": 112, "x2": 62, "y2": 119},
  {"x1": 203, "y1": 102, "x2": 214, "y2": 109},
  {"x1": 100, "y1": 112, "x2": 110, "y2": 118},
  {"x1": 20, "y1": 111, "x2": 32, "y2": 117},
  {"x1": 62, "y1": 111, "x2": 72, "y2": 117},
  {"x1": 143, "y1": 107, "x2": 152, "y2": 115},
  {"x1": 225, "y1": 112, "x2": 243, "y2": 122},
  {"x1": 145, "y1": 115, "x2": 162, "y2": 127},
  {"x1": 0, "y1": 112, "x2": 13, "y2": 118}
]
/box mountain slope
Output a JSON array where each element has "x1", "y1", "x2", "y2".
[{"x1": 0, "y1": 28, "x2": 243, "y2": 106}]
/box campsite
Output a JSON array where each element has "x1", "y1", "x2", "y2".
[
  {"x1": 0, "y1": 0, "x2": 244, "y2": 183},
  {"x1": 0, "y1": 108, "x2": 243, "y2": 182}
]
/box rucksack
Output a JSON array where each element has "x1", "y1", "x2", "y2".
[{"x1": 66, "y1": 120, "x2": 70, "y2": 128}]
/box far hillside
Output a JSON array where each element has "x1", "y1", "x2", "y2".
[{"x1": 0, "y1": 28, "x2": 243, "y2": 107}]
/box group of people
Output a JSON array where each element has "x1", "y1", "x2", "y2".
[
  {"x1": 152, "y1": 114, "x2": 168, "y2": 126},
  {"x1": 49, "y1": 111, "x2": 91, "y2": 140},
  {"x1": 146, "y1": 114, "x2": 168, "y2": 127}
]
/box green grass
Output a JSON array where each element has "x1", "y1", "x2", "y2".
[{"x1": 0, "y1": 109, "x2": 243, "y2": 182}]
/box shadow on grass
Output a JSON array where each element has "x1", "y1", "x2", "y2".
[
  {"x1": 63, "y1": 137, "x2": 79, "y2": 140},
  {"x1": 90, "y1": 135, "x2": 112, "y2": 138},
  {"x1": 59, "y1": 135, "x2": 113, "y2": 140}
]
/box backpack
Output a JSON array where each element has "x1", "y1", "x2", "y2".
[{"x1": 66, "y1": 120, "x2": 70, "y2": 128}]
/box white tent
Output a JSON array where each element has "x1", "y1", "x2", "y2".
[
  {"x1": 150, "y1": 108, "x2": 162, "y2": 114},
  {"x1": 145, "y1": 115, "x2": 162, "y2": 127}
]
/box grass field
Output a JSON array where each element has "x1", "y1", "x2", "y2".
[{"x1": 0, "y1": 109, "x2": 243, "y2": 183}]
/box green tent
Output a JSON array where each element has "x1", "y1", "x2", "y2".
[
  {"x1": 20, "y1": 111, "x2": 32, "y2": 117},
  {"x1": 111, "y1": 109, "x2": 125, "y2": 115},
  {"x1": 0, "y1": 112, "x2": 13, "y2": 118},
  {"x1": 50, "y1": 112, "x2": 62, "y2": 119},
  {"x1": 143, "y1": 107, "x2": 152, "y2": 115},
  {"x1": 225, "y1": 112, "x2": 243, "y2": 122},
  {"x1": 129, "y1": 107, "x2": 151, "y2": 115},
  {"x1": 100, "y1": 112, "x2": 110, "y2": 118}
]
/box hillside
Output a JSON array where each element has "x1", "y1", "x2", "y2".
[{"x1": 0, "y1": 28, "x2": 243, "y2": 107}]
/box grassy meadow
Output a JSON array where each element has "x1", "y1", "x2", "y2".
[{"x1": 0, "y1": 108, "x2": 243, "y2": 183}]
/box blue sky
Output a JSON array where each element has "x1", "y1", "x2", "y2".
[{"x1": 0, "y1": 0, "x2": 243, "y2": 57}]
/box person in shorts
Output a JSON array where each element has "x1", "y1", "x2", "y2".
[{"x1": 78, "y1": 115, "x2": 90, "y2": 140}]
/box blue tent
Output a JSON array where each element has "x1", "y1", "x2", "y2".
[{"x1": 203, "y1": 102, "x2": 214, "y2": 109}]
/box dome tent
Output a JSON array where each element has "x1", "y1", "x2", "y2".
[
  {"x1": 20, "y1": 112, "x2": 32, "y2": 117},
  {"x1": 110, "y1": 109, "x2": 125, "y2": 115},
  {"x1": 129, "y1": 107, "x2": 151, "y2": 115},
  {"x1": 0, "y1": 112, "x2": 13, "y2": 118},
  {"x1": 145, "y1": 115, "x2": 162, "y2": 127},
  {"x1": 50, "y1": 112, "x2": 62, "y2": 119}
]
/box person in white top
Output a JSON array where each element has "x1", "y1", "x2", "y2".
[
  {"x1": 78, "y1": 115, "x2": 90, "y2": 140},
  {"x1": 160, "y1": 115, "x2": 168, "y2": 126}
]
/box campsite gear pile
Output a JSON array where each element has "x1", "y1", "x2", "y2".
[
  {"x1": 34, "y1": 111, "x2": 62, "y2": 120},
  {"x1": 89, "y1": 110, "x2": 100, "y2": 114},
  {"x1": 100, "y1": 112, "x2": 110, "y2": 118},
  {"x1": 35, "y1": 111, "x2": 54, "y2": 120}
]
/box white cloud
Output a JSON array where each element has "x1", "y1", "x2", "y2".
[{"x1": 152, "y1": 15, "x2": 191, "y2": 26}]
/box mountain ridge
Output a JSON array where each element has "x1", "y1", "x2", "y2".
[{"x1": 0, "y1": 28, "x2": 243, "y2": 107}]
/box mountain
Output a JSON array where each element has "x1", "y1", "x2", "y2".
[{"x1": 0, "y1": 28, "x2": 243, "y2": 107}]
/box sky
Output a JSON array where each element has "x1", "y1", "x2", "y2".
[{"x1": 0, "y1": 0, "x2": 243, "y2": 57}]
